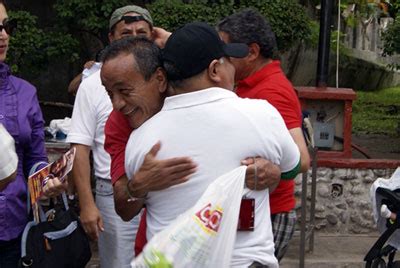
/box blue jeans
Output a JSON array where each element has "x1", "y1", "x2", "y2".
[
  {"x1": 0, "y1": 236, "x2": 21, "y2": 268},
  {"x1": 95, "y1": 178, "x2": 141, "y2": 268}
]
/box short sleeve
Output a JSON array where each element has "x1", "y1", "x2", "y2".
[
  {"x1": 66, "y1": 76, "x2": 98, "y2": 146},
  {"x1": 104, "y1": 110, "x2": 132, "y2": 184}
]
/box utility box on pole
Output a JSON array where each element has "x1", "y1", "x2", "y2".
[{"x1": 296, "y1": 86, "x2": 356, "y2": 159}]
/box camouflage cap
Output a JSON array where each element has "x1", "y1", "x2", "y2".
[{"x1": 109, "y1": 5, "x2": 153, "y2": 31}]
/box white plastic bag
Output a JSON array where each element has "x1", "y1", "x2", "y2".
[{"x1": 131, "y1": 166, "x2": 247, "y2": 268}]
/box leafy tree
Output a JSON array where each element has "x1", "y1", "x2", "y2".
[
  {"x1": 8, "y1": 0, "x2": 311, "y2": 77},
  {"x1": 7, "y1": 10, "x2": 46, "y2": 75},
  {"x1": 7, "y1": 10, "x2": 78, "y2": 76},
  {"x1": 148, "y1": 0, "x2": 311, "y2": 51},
  {"x1": 382, "y1": 0, "x2": 400, "y2": 58},
  {"x1": 382, "y1": 19, "x2": 400, "y2": 56}
]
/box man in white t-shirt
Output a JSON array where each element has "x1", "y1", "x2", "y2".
[
  {"x1": 102, "y1": 22, "x2": 300, "y2": 267},
  {"x1": 67, "y1": 5, "x2": 167, "y2": 268}
]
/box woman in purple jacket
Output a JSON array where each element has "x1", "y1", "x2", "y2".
[{"x1": 0, "y1": 1, "x2": 65, "y2": 266}]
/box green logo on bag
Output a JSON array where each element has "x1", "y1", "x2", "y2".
[{"x1": 144, "y1": 249, "x2": 173, "y2": 268}]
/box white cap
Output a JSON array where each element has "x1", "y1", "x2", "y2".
[{"x1": 0, "y1": 124, "x2": 18, "y2": 180}]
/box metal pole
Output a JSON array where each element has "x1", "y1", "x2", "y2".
[
  {"x1": 308, "y1": 147, "x2": 318, "y2": 253},
  {"x1": 299, "y1": 171, "x2": 308, "y2": 268},
  {"x1": 316, "y1": 0, "x2": 333, "y2": 87}
]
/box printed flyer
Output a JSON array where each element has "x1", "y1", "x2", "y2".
[{"x1": 28, "y1": 147, "x2": 75, "y2": 221}]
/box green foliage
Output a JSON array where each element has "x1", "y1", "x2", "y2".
[
  {"x1": 246, "y1": 0, "x2": 311, "y2": 50},
  {"x1": 148, "y1": 0, "x2": 235, "y2": 32},
  {"x1": 304, "y1": 20, "x2": 349, "y2": 56},
  {"x1": 382, "y1": 18, "x2": 400, "y2": 56},
  {"x1": 8, "y1": 0, "x2": 311, "y2": 76},
  {"x1": 7, "y1": 10, "x2": 79, "y2": 76},
  {"x1": 352, "y1": 87, "x2": 400, "y2": 135},
  {"x1": 148, "y1": 0, "x2": 311, "y2": 51},
  {"x1": 7, "y1": 11, "x2": 46, "y2": 74},
  {"x1": 53, "y1": 0, "x2": 132, "y2": 44},
  {"x1": 305, "y1": 20, "x2": 320, "y2": 48}
]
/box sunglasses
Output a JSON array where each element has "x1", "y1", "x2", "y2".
[
  {"x1": 120, "y1": 15, "x2": 146, "y2": 24},
  {"x1": 0, "y1": 19, "x2": 16, "y2": 35}
]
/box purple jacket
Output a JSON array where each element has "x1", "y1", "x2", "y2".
[{"x1": 0, "y1": 62, "x2": 47, "y2": 241}]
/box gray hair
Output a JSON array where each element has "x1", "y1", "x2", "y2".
[
  {"x1": 217, "y1": 8, "x2": 277, "y2": 59},
  {"x1": 101, "y1": 36, "x2": 161, "y2": 81}
]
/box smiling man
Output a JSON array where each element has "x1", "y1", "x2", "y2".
[{"x1": 66, "y1": 5, "x2": 159, "y2": 268}]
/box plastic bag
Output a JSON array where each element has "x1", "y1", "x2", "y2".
[{"x1": 132, "y1": 166, "x2": 247, "y2": 268}]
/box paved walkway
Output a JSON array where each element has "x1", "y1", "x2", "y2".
[
  {"x1": 86, "y1": 233, "x2": 382, "y2": 267},
  {"x1": 281, "y1": 233, "x2": 380, "y2": 268}
]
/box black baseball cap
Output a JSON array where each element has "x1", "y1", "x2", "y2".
[{"x1": 162, "y1": 22, "x2": 249, "y2": 80}]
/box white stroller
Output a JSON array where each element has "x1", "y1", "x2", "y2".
[{"x1": 365, "y1": 167, "x2": 400, "y2": 268}]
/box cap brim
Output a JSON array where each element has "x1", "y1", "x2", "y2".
[{"x1": 223, "y1": 43, "x2": 249, "y2": 58}]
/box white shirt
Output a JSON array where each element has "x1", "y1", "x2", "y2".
[
  {"x1": 67, "y1": 70, "x2": 112, "y2": 179},
  {"x1": 0, "y1": 124, "x2": 18, "y2": 180},
  {"x1": 125, "y1": 88, "x2": 300, "y2": 267}
]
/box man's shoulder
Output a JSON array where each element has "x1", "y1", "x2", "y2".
[
  {"x1": 77, "y1": 69, "x2": 103, "y2": 93},
  {"x1": 234, "y1": 94, "x2": 277, "y2": 111},
  {"x1": 75, "y1": 69, "x2": 110, "y2": 108}
]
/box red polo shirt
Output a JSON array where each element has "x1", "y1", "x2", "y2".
[
  {"x1": 104, "y1": 110, "x2": 131, "y2": 185},
  {"x1": 236, "y1": 60, "x2": 302, "y2": 214}
]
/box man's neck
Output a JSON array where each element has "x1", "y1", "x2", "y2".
[
  {"x1": 169, "y1": 75, "x2": 214, "y2": 96},
  {"x1": 246, "y1": 58, "x2": 273, "y2": 78}
]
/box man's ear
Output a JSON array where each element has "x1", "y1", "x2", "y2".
[
  {"x1": 108, "y1": 32, "x2": 115, "y2": 43},
  {"x1": 154, "y1": 67, "x2": 168, "y2": 93},
  {"x1": 207, "y1": 59, "x2": 221, "y2": 83},
  {"x1": 247, "y1": 43, "x2": 260, "y2": 62}
]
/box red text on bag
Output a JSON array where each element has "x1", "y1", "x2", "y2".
[{"x1": 195, "y1": 203, "x2": 223, "y2": 232}]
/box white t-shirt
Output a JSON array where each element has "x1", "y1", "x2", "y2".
[
  {"x1": 67, "y1": 70, "x2": 112, "y2": 179},
  {"x1": 125, "y1": 88, "x2": 300, "y2": 267}
]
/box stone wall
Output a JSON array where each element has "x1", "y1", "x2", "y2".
[
  {"x1": 280, "y1": 44, "x2": 400, "y2": 91},
  {"x1": 294, "y1": 167, "x2": 397, "y2": 234}
]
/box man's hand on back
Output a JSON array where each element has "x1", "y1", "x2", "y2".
[
  {"x1": 241, "y1": 157, "x2": 281, "y2": 192},
  {"x1": 127, "y1": 141, "x2": 197, "y2": 198}
]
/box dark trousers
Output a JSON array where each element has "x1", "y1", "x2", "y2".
[{"x1": 0, "y1": 236, "x2": 21, "y2": 268}]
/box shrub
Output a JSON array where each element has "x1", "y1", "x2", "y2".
[
  {"x1": 7, "y1": 0, "x2": 311, "y2": 76},
  {"x1": 148, "y1": 0, "x2": 311, "y2": 51}
]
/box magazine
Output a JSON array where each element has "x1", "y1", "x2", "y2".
[{"x1": 28, "y1": 147, "x2": 76, "y2": 221}]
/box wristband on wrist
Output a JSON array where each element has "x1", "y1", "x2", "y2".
[{"x1": 126, "y1": 180, "x2": 147, "y2": 203}]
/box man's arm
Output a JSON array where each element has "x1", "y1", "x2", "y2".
[
  {"x1": 72, "y1": 144, "x2": 104, "y2": 240},
  {"x1": 114, "y1": 142, "x2": 197, "y2": 221},
  {"x1": 289, "y1": 127, "x2": 310, "y2": 173},
  {"x1": 113, "y1": 175, "x2": 144, "y2": 221},
  {"x1": 241, "y1": 157, "x2": 281, "y2": 192},
  {"x1": 152, "y1": 27, "x2": 171, "y2": 48}
]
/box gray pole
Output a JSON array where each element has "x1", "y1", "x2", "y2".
[{"x1": 316, "y1": 0, "x2": 333, "y2": 87}]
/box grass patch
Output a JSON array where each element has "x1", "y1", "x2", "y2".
[{"x1": 352, "y1": 87, "x2": 400, "y2": 136}]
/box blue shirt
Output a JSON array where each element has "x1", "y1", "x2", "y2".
[{"x1": 0, "y1": 62, "x2": 47, "y2": 241}]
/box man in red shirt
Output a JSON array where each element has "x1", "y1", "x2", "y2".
[{"x1": 217, "y1": 8, "x2": 311, "y2": 261}]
